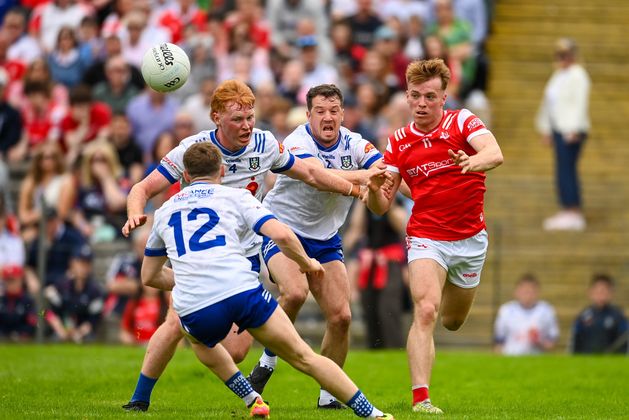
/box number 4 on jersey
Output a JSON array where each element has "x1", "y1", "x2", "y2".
[{"x1": 228, "y1": 164, "x2": 237, "y2": 173}]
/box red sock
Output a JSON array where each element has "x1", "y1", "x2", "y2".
[{"x1": 412, "y1": 386, "x2": 429, "y2": 405}]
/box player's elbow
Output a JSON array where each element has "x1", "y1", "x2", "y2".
[{"x1": 269, "y1": 224, "x2": 295, "y2": 248}]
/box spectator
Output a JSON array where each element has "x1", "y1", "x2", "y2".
[
  {"x1": 172, "y1": 112, "x2": 196, "y2": 143},
  {"x1": 126, "y1": 88, "x2": 179, "y2": 157},
  {"x1": 494, "y1": 274, "x2": 559, "y2": 355},
  {"x1": 424, "y1": 34, "x2": 462, "y2": 108},
  {"x1": 25, "y1": 206, "x2": 87, "y2": 291},
  {"x1": 119, "y1": 9, "x2": 170, "y2": 68},
  {"x1": 0, "y1": 67, "x2": 22, "y2": 160},
  {"x1": 571, "y1": 274, "x2": 628, "y2": 354},
  {"x1": 371, "y1": 24, "x2": 410, "y2": 91},
  {"x1": 266, "y1": 0, "x2": 327, "y2": 59},
  {"x1": 345, "y1": 0, "x2": 383, "y2": 49},
  {"x1": 81, "y1": 34, "x2": 145, "y2": 90},
  {"x1": 44, "y1": 243, "x2": 104, "y2": 343},
  {"x1": 402, "y1": 14, "x2": 426, "y2": 61},
  {"x1": 2, "y1": 6, "x2": 42, "y2": 64},
  {"x1": 47, "y1": 26, "x2": 92, "y2": 88},
  {"x1": 0, "y1": 265, "x2": 37, "y2": 342},
  {"x1": 180, "y1": 75, "x2": 216, "y2": 133},
  {"x1": 379, "y1": 0, "x2": 430, "y2": 25},
  {"x1": 92, "y1": 54, "x2": 139, "y2": 114},
  {"x1": 68, "y1": 140, "x2": 128, "y2": 242},
  {"x1": 143, "y1": 130, "x2": 180, "y2": 210},
  {"x1": 172, "y1": 34, "x2": 215, "y2": 101},
  {"x1": 330, "y1": 20, "x2": 364, "y2": 88},
  {"x1": 107, "y1": 113, "x2": 144, "y2": 185},
  {"x1": 6, "y1": 57, "x2": 69, "y2": 112},
  {"x1": 537, "y1": 38, "x2": 591, "y2": 231},
  {"x1": 344, "y1": 198, "x2": 408, "y2": 349},
  {"x1": 0, "y1": 192, "x2": 23, "y2": 269},
  {"x1": 17, "y1": 143, "x2": 74, "y2": 243},
  {"x1": 77, "y1": 15, "x2": 103, "y2": 61},
  {"x1": 29, "y1": 0, "x2": 93, "y2": 53},
  {"x1": 155, "y1": 0, "x2": 207, "y2": 44},
  {"x1": 119, "y1": 284, "x2": 166, "y2": 345},
  {"x1": 297, "y1": 35, "x2": 338, "y2": 92}
]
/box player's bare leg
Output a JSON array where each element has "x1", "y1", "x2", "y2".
[
  {"x1": 308, "y1": 260, "x2": 352, "y2": 408},
  {"x1": 221, "y1": 325, "x2": 254, "y2": 363},
  {"x1": 247, "y1": 253, "x2": 309, "y2": 394},
  {"x1": 249, "y1": 307, "x2": 392, "y2": 419},
  {"x1": 123, "y1": 309, "x2": 183, "y2": 411},
  {"x1": 406, "y1": 259, "x2": 446, "y2": 414},
  {"x1": 440, "y1": 282, "x2": 477, "y2": 331}
]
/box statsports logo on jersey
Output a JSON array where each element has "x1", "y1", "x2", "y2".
[{"x1": 384, "y1": 109, "x2": 491, "y2": 241}]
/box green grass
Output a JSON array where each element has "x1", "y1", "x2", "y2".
[{"x1": 0, "y1": 345, "x2": 628, "y2": 419}]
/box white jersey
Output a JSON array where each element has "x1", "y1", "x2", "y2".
[
  {"x1": 146, "y1": 182, "x2": 277, "y2": 317},
  {"x1": 494, "y1": 300, "x2": 560, "y2": 355},
  {"x1": 263, "y1": 124, "x2": 382, "y2": 240},
  {"x1": 158, "y1": 128, "x2": 294, "y2": 255}
]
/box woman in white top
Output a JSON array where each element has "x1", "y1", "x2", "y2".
[{"x1": 536, "y1": 38, "x2": 591, "y2": 231}]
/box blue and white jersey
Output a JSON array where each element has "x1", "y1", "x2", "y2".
[
  {"x1": 145, "y1": 182, "x2": 277, "y2": 317},
  {"x1": 157, "y1": 128, "x2": 295, "y2": 255},
  {"x1": 263, "y1": 124, "x2": 382, "y2": 240}
]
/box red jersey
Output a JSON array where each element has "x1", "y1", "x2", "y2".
[{"x1": 384, "y1": 109, "x2": 490, "y2": 241}]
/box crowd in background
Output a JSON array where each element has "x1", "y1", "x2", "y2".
[{"x1": 0, "y1": 0, "x2": 625, "y2": 354}]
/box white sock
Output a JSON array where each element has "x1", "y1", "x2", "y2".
[
  {"x1": 369, "y1": 407, "x2": 384, "y2": 418},
  {"x1": 318, "y1": 389, "x2": 336, "y2": 405},
  {"x1": 259, "y1": 353, "x2": 277, "y2": 370},
  {"x1": 243, "y1": 391, "x2": 260, "y2": 407}
]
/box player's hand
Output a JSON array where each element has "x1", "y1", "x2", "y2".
[
  {"x1": 448, "y1": 149, "x2": 473, "y2": 174},
  {"x1": 122, "y1": 214, "x2": 148, "y2": 237},
  {"x1": 300, "y1": 257, "x2": 325, "y2": 279}
]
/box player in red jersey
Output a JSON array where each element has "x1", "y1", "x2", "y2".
[{"x1": 366, "y1": 59, "x2": 503, "y2": 414}]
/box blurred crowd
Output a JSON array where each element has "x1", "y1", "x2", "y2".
[{"x1": 0, "y1": 0, "x2": 624, "y2": 354}]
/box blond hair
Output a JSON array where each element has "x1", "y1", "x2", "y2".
[
  {"x1": 406, "y1": 59, "x2": 451, "y2": 90},
  {"x1": 80, "y1": 140, "x2": 123, "y2": 188},
  {"x1": 210, "y1": 79, "x2": 255, "y2": 114}
]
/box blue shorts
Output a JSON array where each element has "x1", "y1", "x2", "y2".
[
  {"x1": 261, "y1": 232, "x2": 344, "y2": 266},
  {"x1": 247, "y1": 254, "x2": 261, "y2": 274},
  {"x1": 179, "y1": 284, "x2": 277, "y2": 347}
]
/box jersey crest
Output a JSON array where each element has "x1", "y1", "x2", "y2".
[
  {"x1": 340, "y1": 155, "x2": 353, "y2": 169},
  {"x1": 248, "y1": 157, "x2": 260, "y2": 171}
]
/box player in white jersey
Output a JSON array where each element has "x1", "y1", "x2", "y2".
[
  {"x1": 122, "y1": 80, "x2": 366, "y2": 412},
  {"x1": 141, "y1": 142, "x2": 394, "y2": 420},
  {"x1": 248, "y1": 84, "x2": 386, "y2": 409},
  {"x1": 494, "y1": 274, "x2": 559, "y2": 355}
]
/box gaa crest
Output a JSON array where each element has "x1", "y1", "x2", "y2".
[
  {"x1": 340, "y1": 155, "x2": 353, "y2": 169},
  {"x1": 249, "y1": 157, "x2": 260, "y2": 170}
]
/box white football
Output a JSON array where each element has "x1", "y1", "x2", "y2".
[{"x1": 141, "y1": 43, "x2": 190, "y2": 93}]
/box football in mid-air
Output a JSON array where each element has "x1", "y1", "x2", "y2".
[{"x1": 141, "y1": 42, "x2": 190, "y2": 93}]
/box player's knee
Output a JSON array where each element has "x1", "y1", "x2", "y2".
[
  {"x1": 415, "y1": 301, "x2": 439, "y2": 327},
  {"x1": 281, "y1": 286, "x2": 309, "y2": 309},
  {"x1": 229, "y1": 348, "x2": 248, "y2": 364},
  {"x1": 327, "y1": 308, "x2": 352, "y2": 332},
  {"x1": 442, "y1": 316, "x2": 465, "y2": 331}
]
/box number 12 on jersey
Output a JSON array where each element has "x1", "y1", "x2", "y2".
[{"x1": 167, "y1": 207, "x2": 226, "y2": 257}]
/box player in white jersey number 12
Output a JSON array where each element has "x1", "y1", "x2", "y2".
[{"x1": 141, "y1": 142, "x2": 394, "y2": 420}]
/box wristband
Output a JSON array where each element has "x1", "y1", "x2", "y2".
[{"x1": 345, "y1": 183, "x2": 353, "y2": 197}]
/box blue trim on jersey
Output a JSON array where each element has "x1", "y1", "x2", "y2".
[
  {"x1": 253, "y1": 215, "x2": 277, "y2": 234},
  {"x1": 179, "y1": 284, "x2": 278, "y2": 347},
  {"x1": 247, "y1": 255, "x2": 261, "y2": 274},
  {"x1": 253, "y1": 132, "x2": 266, "y2": 153},
  {"x1": 344, "y1": 134, "x2": 351, "y2": 150},
  {"x1": 296, "y1": 153, "x2": 315, "y2": 159},
  {"x1": 210, "y1": 130, "x2": 247, "y2": 157},
  {"x1": 363, "y1": 153, "x2": 383, "y2": 169},
  {"x1": 157, "y1": 164, "x2": 178, "y2": 184},
  {"x1": 271, "y1": 153, "x2": 295, "y2": 173},
  {"x1": 305, "y1": 124, "x2": 341, "y2": 152},
  {"x1": 145, "y1": 247, "x2": 167, "y2": 257}
]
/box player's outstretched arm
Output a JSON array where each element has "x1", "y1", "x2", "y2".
[
  {"x1": 327, "y1": 160, "x2": 388, "y2": 185},
  {"x1": 283, "y1": 157, "x2": 361, "y2": 198},
  {"x1": 449, "y1": 133, "x2": 504, "y2": 174},
  {"x1": 141, "y1": 255, "x2": 173, "y2": 290},
  {"x1": 259, "y1": 218, "x2": 325, "y2": 279},
  {"x1": 366, "y1": 171, "x2": 401, "y2": 216},
  {"x1": 122, "y1": 170, "x2": 172, "y2": 237}
]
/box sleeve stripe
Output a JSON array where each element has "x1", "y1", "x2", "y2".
[
  {"x1": 363, "y1": 153, "x2": 383, "y2": 169},
  {"x1": 145, "y1": 248, "x2": 168, "y2": 257},
  {"x1": 467, "y1": 129, "x2": 490, "y2": 143},
  {"x1": 386, "y1": 164, "x2": 400, "y2": 173},
  {"x1": 295, "y1": 153, "x2": 315, "y2": 159},
  {"x1": 253, "y1": 215, "x2": 277, "y2": 234},
  {"x1": 157, "y1": 164, "x2": 178, "y2": 184},
  {"x1": 271, "y1": 153, "x2": 296, "y2": 173}
]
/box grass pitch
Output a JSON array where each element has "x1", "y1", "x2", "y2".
[{"x1": 0, "y1": 344, "x2": 627, "y2": 419}]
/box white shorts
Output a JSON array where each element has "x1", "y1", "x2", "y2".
[{"x1": 406, "y1": 230, "x2": 488, "y2": 288}]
